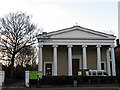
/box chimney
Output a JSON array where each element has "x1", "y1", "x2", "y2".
[{"x1": 116, "y1": 39, "x2": 119, "y2": 46}]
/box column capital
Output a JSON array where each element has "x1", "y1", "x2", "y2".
[
  {"x1": 38, "y1": 44, "x2": 43, "y2": 48},
  {"x1": 53, "y1": 45, "x2": 58, "y2": 48},
  {"x1": 67, "y1": 44, "x2": 73, "y2": 48},
  {"x1": 82, "y1": 45, "x2": 87, "y2": 48},
  {"x1": 96, "y1": 45, "x2": 101, "y2": 48},
  {"x1": 110, "y1": 45, "x2": 115, "y2": 48}
]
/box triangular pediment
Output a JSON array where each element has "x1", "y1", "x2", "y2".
[
  {"x1": 46, "y1": 26, "x2": 115, "y2": 40},
  {"x1": 50, "y1": 29, "x2": 107, "y2": 39}
]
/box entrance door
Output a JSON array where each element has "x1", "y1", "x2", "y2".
[
  {"x1": 45, "y1": 63, "x2": 52, "y2": 76},
  {"x1": 101, "y1": 62, "x2": 105, "y2": 70},
  {"x1": 72, "y1": 59, "x2": 79, "y2": 76}
]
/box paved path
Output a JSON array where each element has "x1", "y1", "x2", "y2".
[{"x1": 1, "y1": 87, "x2": 120, "y2": 90}]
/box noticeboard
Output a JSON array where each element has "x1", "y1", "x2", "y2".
[{"x1": 29, "y1": 71, "x2": 43, "y2": 79}]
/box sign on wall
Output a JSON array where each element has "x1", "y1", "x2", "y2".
[{"x1": 29, "y1": 71, "x2": 43, "y2": 79}]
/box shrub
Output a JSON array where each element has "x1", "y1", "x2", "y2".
[{"x1": 14, "y1": 65, "x2": 25, "y2": 80}]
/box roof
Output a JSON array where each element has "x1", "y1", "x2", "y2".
[
  {"x1": 37, "y1": 25, "x2": 116, "y2": 40},
  {"x1": 49, "y1": 26, "x2": 114, "y2": 36}
]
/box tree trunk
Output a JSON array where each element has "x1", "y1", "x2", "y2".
[{"x1": 10, "y1": 54, "x2": 15, "y2": 78}]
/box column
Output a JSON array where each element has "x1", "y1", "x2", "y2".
[
  {"x1": 53, "y1": 45, "x2": 58, "y2": 76},
  {"x1": 82, "y1": 45, "x2": 87, "y2": 69},
  {"x1": 38, "y1": 45, "x2": 43, "y2": 71},
  {"x1": 106, "y1": 49, "x2": 111, "y2": 76},
  {"x1": 67, "y1": 45, "x2": 73, "y2": 76},
  {"x1": 96, "y1": 45, "x2": 101, "y2": 70},
  {"x1": 110, "y1": 45, "x2": 116, "y2": 76}
]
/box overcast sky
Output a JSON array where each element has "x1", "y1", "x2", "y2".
[{"x1": 0, "y1": 0, "x2": 119, "y2": 37}]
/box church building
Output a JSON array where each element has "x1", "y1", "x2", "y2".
[{"x1": 37, "y1": 26, "x2": 116, "y2": 76}]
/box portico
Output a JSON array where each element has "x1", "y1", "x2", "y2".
[{"x1": 37, "y1": 26, "x2": 116, "y2": 76}]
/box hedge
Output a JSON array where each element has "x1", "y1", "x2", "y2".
[{"x1": 29, "y1": 76, "x2": 120, "y2": 85}]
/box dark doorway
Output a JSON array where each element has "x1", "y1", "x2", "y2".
[
  {"x1": 45, "y1": 63, "x2": 52, "y2": 76},
  {"x1": 72, "y1": 59, "x2": 79, "y2": 75},
  {"x1": 101, "y1": 63, "x2": 105, "y2": 70}
]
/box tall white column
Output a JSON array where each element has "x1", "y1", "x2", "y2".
[
  {"x1": 110, "y1": 45, "x2": 116, "y2": 76},
  {"x1": 82, "y1": 45, "x2": 87, "y2": 69},
  {"x1": 96, "y1": 45, "x2": 101, "y2": 70},
  {"x1": 106, "y1": 49, "x2": 111, "y2": 76},
  {"x1": 53, "y1": 45, "x2": 58, "y2": 76},
  {"x1": 38, "y1": 45, "x2": 43, "y2": 71},
  {"x1": 67, "y1": 45, "x2": 73, "y2": 76}
]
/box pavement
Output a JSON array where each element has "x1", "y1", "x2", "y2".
[
  {"x1": 1, "y1": 87, "x2": 120, "y2": 90},
  {"x1": 1, "y1": 81, "x2": 120, "y2": 90}
]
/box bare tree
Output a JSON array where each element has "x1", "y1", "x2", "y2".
[
  {"x1": 14, "y1": 46, "x2": 37, "y2": 67},
  {"x1": 0, "y1": 12, "x2": 37, "y2": 77}
]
